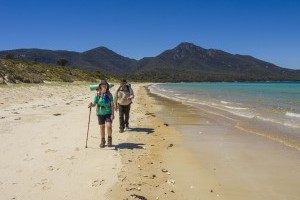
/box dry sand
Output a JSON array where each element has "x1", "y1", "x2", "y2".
[
  {"x1": 0, "y1": 82, "x2": 128, "y2": 200},
  {"x1": 0, "y1": 83, "x2": 216, "y2": 200},
  {"x1": 1, "y1": 82, "x2": 300, "y2": 200}
]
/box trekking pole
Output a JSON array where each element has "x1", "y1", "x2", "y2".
[{"x1": 85, "y1": 107, "x2": 92, "y2": 148}]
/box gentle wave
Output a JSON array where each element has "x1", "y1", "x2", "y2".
[
  {"x1": 221, "y1": 101, "x2": 230, "y2": 104},
  {"x1": 224, "y1": 106, "x2": 249, "y2": 110},
  {"x1": 256, "y1": 116, "x2": 300, "y2": 128},
  {"x1": 177, "y1": 97, "x2": 188, "y2": 100},
  {"x1": 150, "y1": 84, "x2": 300, "y2": 129},
  {"x1": 229, "y1": 111, "x2": 255, "y2": 119},
  {"x1": 286, "y1": 112, "x2": 300, "y2": 119}
]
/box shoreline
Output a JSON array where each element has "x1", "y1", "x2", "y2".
[
  {"x1": 149, "y1": 83, "x2": 300, "y2": 150},
  {"x1": 147, "y1": 84, "x2": 300, "y2": 199},
  {"x1": 108, "y1": 85, "x2": 227, "y2": 199},
  {"x1": 1, "y1": 82, "x2": 300, "y2": 199}
]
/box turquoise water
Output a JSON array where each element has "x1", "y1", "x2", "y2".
[{"x1": 150, "y1": 82, "x2": 300, "y2": 129}]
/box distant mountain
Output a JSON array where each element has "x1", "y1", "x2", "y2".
[
  {"x1": 1, "y1": 42, "x2": 299, "y2": 82},
  {"x1": 0, "y1": 47, "x2": 137, "y2": 74},
  {"x1": 134, "y1": 42, "x2": 300, "y2": 81}
]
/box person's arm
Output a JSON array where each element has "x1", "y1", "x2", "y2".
[
  {"x1": 88, "y1": 96, "x2": 98, "y2": 108},
  {"x1": 114, "y1": 90, "x2": 119, "y2": 111},
  {"x1": 110, "y1": 94, "x2": 115, "y2": 120},
  {"x1": 128, "y1": 87, "x2": 134, "y2": 100}
]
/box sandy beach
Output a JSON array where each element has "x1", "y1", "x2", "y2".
[
  {"x1": 1, "y1": 82, "x2": 300, "y2": 200},
  {"x1": 0, "y1": 83, "x2": 126, "y2": 199}
]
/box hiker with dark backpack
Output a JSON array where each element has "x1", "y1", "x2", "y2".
[
  {"x1": 114, "y1": 79, "x2": 134, "y2": 133},
  {"x1": 88, "y1": 79, "x2": 115, "y2": 148}
]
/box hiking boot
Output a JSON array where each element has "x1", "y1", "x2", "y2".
[
  {"x1": 119, "y1": 129, "x2": 124, "y2": 133},
  {"x1": 107, "y1": 136, "x2": 112, "y2": 147},
  {"x1": 100, "y1": 138, "x2": 106, "y2": 148},
  {"x1": 125, "y1": 124, "x2": 129, "y2": 129}
]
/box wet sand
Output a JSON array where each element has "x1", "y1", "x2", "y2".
[
  {"x1": 108, "y1": 85, "x2": 217, "y2": 199},
  {"x1": 152, "y1": 88, "x2": 300, "y2": 200},
  {"x1": 1, "y1": 83, "x2": 300, "y2": 200}
]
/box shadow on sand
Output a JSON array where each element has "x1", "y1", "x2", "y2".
[
  {"x1": 114, "y1": 142, "x2": 145, "y2": 150},
  {"x1": 128, "y1": 127, "x2": 154, "y2": 134}
]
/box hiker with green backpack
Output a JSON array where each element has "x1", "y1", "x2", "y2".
[
  {"x1": 88, "y1": 79, "x2": 115, "y2": 148},
  {"x1": 114, "y1": 79, "x2": 134, "y2": 133}
]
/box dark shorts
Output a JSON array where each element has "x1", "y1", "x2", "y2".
[{"x1": 97, "y1": 114, "x2": 112, "y2": 125}]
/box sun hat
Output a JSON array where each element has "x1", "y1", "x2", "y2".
[{"x1": 100, "y1": 79, "x2": 108, "y2": 85}]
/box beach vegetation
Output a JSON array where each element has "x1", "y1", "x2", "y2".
[{"x1": 0, "y1": 59, "x2": 113, "y2": 84}]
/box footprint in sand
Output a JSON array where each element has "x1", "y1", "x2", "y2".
[
  {"x1": 74, "y1": 147, "x2": 80, "y2": 151},
  {"x1": 67, "y1": 156, "x2": 76, "y2": 160},
  {"x1": 41, "y1": 142, "x2": 48, "y2": 146},
  {"x1": 34, "y1": 178, "x2": 51, "y2": 191},
  {"x1": 45, "y1": 149, "x2": 57, "y2": 153},
  {"x1": 14, "y1": 117, "x2": 21, "y2": 120},
  {"x1": 23, "y1": 157, "x2": 34, "y2": 161},
  {"x1": 92, "y1": 179, "x2": 105, "y2": 187},
  {"x1": 47, "y1": 166, "x2": 60, "y2": 171},
  {"x1": 0, "y1": 116, "x2": 5, "y2": 119}
]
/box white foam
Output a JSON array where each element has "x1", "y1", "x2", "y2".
[
  {"x1": 283, "y1": 122, "x2": 300, "y2": 129},
  {"x1": 230, "y1": 111, "x2": 255, "y2": 119},
  {"x1": 256, "y1": 116, "x2": 281, "y2": 124},
  {"x1": 286, "y1": 112, "x2": 300, "y2": 119},
  {"x1": 256, "y1": 116, "x2": 300, "y2": 129},
  {"x1": 177, "y1": 97, "x2": 188, "y2": 100},
  {"x1": 224, "y1": 106, "x2": 249, "y2": 110},
  {"x1": 196, "y1": 102, "x2": 210, "y2": 106},
  {"x1": 221, "y1": 101, "x2": 230, "y2": 104}
]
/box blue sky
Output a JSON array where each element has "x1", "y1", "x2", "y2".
[{"x1": 0, "y1": 0, "x2": 299, "y2": 69}]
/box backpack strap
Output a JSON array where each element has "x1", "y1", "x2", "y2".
[{"x1": 117, "y1": 85, "x2": 130, "y2": 93}]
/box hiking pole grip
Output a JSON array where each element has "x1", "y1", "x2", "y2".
[{"x1": 85, "y1": 107, "x2": 92, "y2": 148}]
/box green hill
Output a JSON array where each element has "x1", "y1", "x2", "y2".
[
  {"x1": 0, "y1": 47, "x2": 137, "y2": 74},
  {"x1": 0, "y1": 59, "x2": 112, "y2": 84},
  {"x1": 133, "y1": 42, "x2": 300, "y2": 82},
  {"x1": 1, "y1": 42, "x2": 300, "y2": 82}
]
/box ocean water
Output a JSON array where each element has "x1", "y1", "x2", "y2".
[{"x1": 149, "y1": 82, "x2": 300, "y2": 148}]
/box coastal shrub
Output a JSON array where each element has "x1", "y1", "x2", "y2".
[
  {"x1": 0, "y1": 59, "x2": 114, "y2": 84},
  {"x1": 57, "y1": 58, "x2": 68, "y2": 66},
  {"x1": 4, "y1": 53, "x2": 14, "y2": 60}
]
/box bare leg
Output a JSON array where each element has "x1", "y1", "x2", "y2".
[
  {"x1": 106, "y1": 122, "x2": 112, "y2": 146},
  {"x1": 100, "y1": 125, "x2": 105, "y2": 138},
  {"x1": 106, "y1": 122, "x2": 112, "y2": 137},
  {"x1": 99, "y1": 125, "x2": 106, "y2": 148}
]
